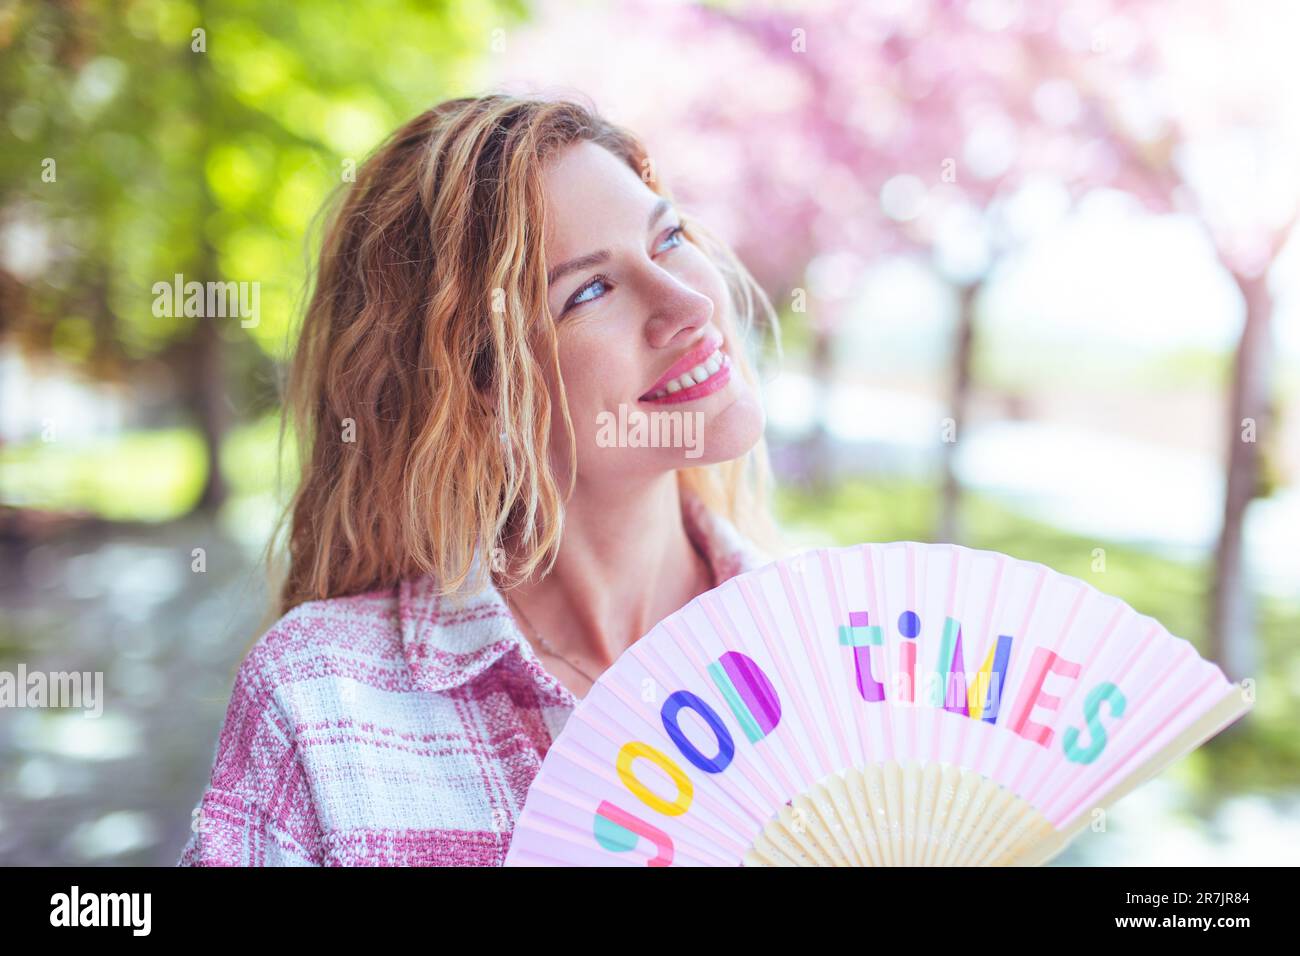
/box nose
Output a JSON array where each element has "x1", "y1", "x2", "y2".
[{"x1": 642, "y1": 267, "x2": 715, "y2": 350}]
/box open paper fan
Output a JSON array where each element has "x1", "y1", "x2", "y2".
[{"x1": 504, "y1": 542, "x2": 1253, "y2": 867}]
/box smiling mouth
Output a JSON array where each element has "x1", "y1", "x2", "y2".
[{"x1": 640, "y1": 346, "x2": 731, "y2": 403}]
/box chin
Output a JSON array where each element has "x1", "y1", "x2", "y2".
[{"x1": 690, "y1": 392, "x2": 765, "y2": 465}]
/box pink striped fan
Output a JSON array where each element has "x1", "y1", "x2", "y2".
[{"x1": 503, "y1": 542, "x2": 1253, "y2": 866}]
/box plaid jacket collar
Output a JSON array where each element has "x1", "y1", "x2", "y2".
[{"x1": 398, "y1": 485, "x2": 772, "y2": 697}]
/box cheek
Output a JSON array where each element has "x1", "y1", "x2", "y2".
[{"x1": 555, "y1": 333, "x2": 634, "y2": 415}]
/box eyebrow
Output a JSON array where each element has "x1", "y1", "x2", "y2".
[{"x1": 546, "y1": 197, "x2": 674, "y2": 289}]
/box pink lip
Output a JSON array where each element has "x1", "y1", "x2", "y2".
[
  {"x1": 640, "y1": 355, "x2": 732, "y2": 405},
  {"x1": 639, "y1": 334, "x2": 725, "y2": 400},
  {"x1": 639, "y1": 356, "x2": 733, "y2": 408}
]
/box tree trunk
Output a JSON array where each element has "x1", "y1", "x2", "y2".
[
  {"x1": 938, "y1": 282, "x2": 977, "y2": 543},
  {"x1": 1209, "y1": 271, "x2": 1272, "y2": 682},
  {"x1": 186, "y1": 0, "x2": 228, "y2": 515},
  {"x1": 187, "y1": 308, "x2": 228, "y2": 512},
  {"x1": 804, "y1": 322, "x2": 836, "y2": 493}
]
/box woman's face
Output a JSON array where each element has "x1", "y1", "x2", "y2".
[{"x1": 539, "y1": 141, "x2": 765, "y2": 486}]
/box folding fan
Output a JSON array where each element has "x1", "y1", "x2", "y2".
[{"x1": 503, "y1": 542, "x2": 1253, "y2": 867}]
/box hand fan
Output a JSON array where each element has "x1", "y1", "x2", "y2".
[{"x1": 503, "y1": 541, "x2": 1253, "y2": 866}]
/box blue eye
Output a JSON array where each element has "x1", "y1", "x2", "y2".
[
  {"x1": 562, "y1": 225, "x2": 686, "y2": 314},
  {"x1": 657, "y1": 225, "x2": 686, "y2": 252},
  {"x1": 568, "y1": 274, "x2": 611, "y2": 310}
]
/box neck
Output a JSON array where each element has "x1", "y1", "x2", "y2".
[{"x1": 502, "y1": 472, "x2": 713, "y2": 670}]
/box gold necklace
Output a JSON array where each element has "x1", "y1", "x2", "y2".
[{"x1": 505, "y1": 593, "x2": 599, "y2": 686}]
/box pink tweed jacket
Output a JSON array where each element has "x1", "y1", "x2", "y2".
[{"x1": 177, "y1": 486, "x2": 771, "y2": 866}]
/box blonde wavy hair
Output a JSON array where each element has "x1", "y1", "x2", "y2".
[{"x1": 273, "y1": 93, "x2": 785, "y2": 616}]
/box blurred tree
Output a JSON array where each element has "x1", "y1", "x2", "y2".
[
  {"x1": 0, "y1": 0, "x2": 527, "y2": 512},
  {"x1": 497, "y1": 0, "x2": 1294, "y2": 677},
  {"x1": 1043, "y1": 2, "x2": 1297, "y2": 682},
  {"x1": 499, "y1": 2, "x2": 1180, "y2": 505}
]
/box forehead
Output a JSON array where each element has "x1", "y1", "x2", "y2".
[{"x1": 540, "y1": 140, "x2": 656, "y2": 251}]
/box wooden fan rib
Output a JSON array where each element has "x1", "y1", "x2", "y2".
[
  {"x1": 1042, "y1": 670, "x2": 1249, "y2": 831},
  {"x1": 510, "y1": 542, "x2": 1250, "y2": 867},
  {"x1": 1028, "y1": 615, "x2": 1185, "y2": 823},
  {"x1": 1008, "y1": 584, "x2": 1136, "y2": 820},
  {"x1": 1012, "y1": 682, "x2": 1252, "y2": 866}
]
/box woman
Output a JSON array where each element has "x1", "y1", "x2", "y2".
[{"x1": 178, "y1": 93, "x2": 786, "y2": 866}]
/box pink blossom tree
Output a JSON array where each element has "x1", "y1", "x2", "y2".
[{"x1": 491, "y1": 0, "x2": 1296, "y2": 675}]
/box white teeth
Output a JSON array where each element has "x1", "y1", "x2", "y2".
[{"x1": 643, "y1": 348, "x2": 727, "y2": 400}]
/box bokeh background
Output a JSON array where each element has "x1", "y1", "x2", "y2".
[{"x1": 1, "y1": 0, "x2": 1297, "y2": 866}]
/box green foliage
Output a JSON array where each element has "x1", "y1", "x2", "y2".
[
  {"x1": 0, "y1": 428, "x2": 207, "y2": 520},
  {"x1": 0, "y1": 412, "x2": 296, "y2": 521},
  {"x1": 1, "y1": 0, "x2": 529, "y2": 368}
]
